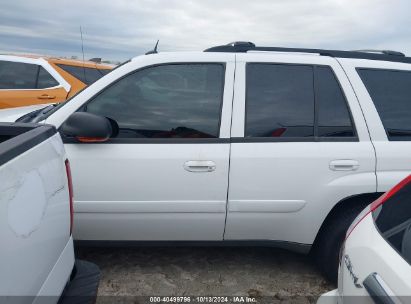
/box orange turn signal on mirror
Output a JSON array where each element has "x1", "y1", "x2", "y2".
[{"x1": 76, "y1": 136, "x2": 109, "y2": 143}]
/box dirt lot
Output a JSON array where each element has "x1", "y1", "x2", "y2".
[{"x1": 76, "y1": 246, "x2": 334, "y2": 303}]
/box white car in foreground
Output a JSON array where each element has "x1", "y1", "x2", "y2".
[
  {"x1": 0, "y1": 122, "x2": 100, "y2": 303},
  {"x1": 318, "y1": 175, "x2": 411, "y2": 304}
]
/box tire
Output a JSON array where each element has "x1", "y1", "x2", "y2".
[
  {"x1": 313, "y1": 204, "x2": 365, "y2": 284},
  {"x1": 59, "y1": 260, "x2": 101, "y2": 304}
]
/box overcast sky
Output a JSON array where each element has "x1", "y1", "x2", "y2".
[{"x1": 1, "y1": 0, "x2": 410, "y2": 62}]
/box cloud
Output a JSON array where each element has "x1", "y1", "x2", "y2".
[{"x1": 0, "y1": 0, "x2": 410, "y2": 61}]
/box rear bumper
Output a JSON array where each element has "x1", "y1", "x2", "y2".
[{"x1": 59, "y1": 260, "x2": 100, "y2": 304}]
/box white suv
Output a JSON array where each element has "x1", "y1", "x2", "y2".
[{"x1": 2, "y1": 42, "x2": 411, "y2": 282}]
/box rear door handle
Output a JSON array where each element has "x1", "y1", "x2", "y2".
[
  {"x1": 329, "y1": 160, "x2": 359, "y2": 171},
  {"x1": 37, "y1": 94, "x2": 56, "y2": 100},
  {"x1": 184, "y1": 161, "x2": 216, "y2": 173}
]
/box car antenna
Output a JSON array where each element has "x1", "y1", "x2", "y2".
[
  {"x1": 79, "y1": 26, "x2": 86, "y2": 82},
  {"x1": 145, "y1": 40, "x2": 159, "y2": 55}
]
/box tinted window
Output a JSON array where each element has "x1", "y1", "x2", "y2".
[
  {"x1": 246, "y1": 64, "x2": 314, "y2": 138},
  {"x1": 358, "y1": 69, "x2": 411, "y2": 141},
  {"x1": 84, "y1": 68, "x2": 106, "y2": 84},
  {"x1": 56, "y1": 64, "x2": 106, "y2": 85},
  {"x1": 373, "y1": 180, "x2": 411, "y2": 264},
  {"x1": 0, "y1": 61, "x2": 38, "y2": 89},
  {"x1": 245, "y1": 64, "x2": 356, "y2": 139},
  {"x1": 37, "y1": 66, "x2": 59, "y2": 88},
  {"x1": 316, "y1": 66, "x2": 355, "y2": 137},
  {"x1": 84, "y1": 64, "x2": 224, "y2": 139},
  {"x1": 99, "y1": 69, "x2": 111, "y2": 76}
]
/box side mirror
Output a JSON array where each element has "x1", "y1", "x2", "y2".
[{"x1": 60, "y1": 112, "x2": 114, "y2": 143}]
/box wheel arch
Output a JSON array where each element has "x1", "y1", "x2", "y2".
[{"x1": 311, "y1": 192, "x2": 383, "y2": 251}]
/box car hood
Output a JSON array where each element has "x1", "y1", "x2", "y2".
[{"x1": 0, "y1": 104, "x2": 50, "y2": 122}]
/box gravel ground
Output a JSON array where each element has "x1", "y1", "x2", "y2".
[{"x1": 76, "y1": 246, "x2": 334, "y2": 303}]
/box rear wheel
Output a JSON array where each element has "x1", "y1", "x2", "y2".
[{"x1": 312, "y1": 205, "x2": 365, "y2": 284}]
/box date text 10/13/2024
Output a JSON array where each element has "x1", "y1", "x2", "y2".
[{"x1": 150, "y1": 297, "x2": 257, "y2": 303}]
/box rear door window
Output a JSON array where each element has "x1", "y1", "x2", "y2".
[
  {"x1": 316, "y1": 66, "x2": 355, "y2": 137},
  {"x1": 245, "y1": 64, "x2": 315, "y2": 138},
  {"x1": 358, "y1": 68, "x2": 411, "y2": 141},
  {"x1": 0, "y1": 61, "x2": 38, "y2": 89},
  {"x1": 245, "y1": 63, "x2": 356, "y2": 140}
]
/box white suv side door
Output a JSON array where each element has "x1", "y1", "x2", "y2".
[
  {"x1": 46, "y1": 53, "x2": 235, "y2": 241},
  {"x1": 225, "y1": 53, "x2": 376, "y2": 245}
]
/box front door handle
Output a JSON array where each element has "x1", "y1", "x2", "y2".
[
  {"x1": 329, "y1": 160, "x2": 359, "y2": 171},
  {"x1": 37, "y1": 94, "x2": 56, "y2": 100},
  {"x1": 184, "y1": 161, "x2": 216, "y2": 173}
]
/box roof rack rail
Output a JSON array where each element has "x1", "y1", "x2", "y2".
[
  {"x1": 352, "y1": 49, "x2": 405, "y2": 57},
  {"x1": 205, "y1": 42, "x2": 411, "y2": 64}
]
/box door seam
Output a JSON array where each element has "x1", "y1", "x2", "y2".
[
  {"x1": 223, "y1": 54, "x2": 236, "y2": 240},
  {"x1": 334, "y1": 58, "x2": 378, "y2": 192}
]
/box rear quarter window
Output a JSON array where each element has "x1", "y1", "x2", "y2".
[
  {"x1": 358, "y1": 68, "x2": 411, "y2": 141},
  {"x1": 56, "y1": 64, "x2": 106, "y2": 85}
]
